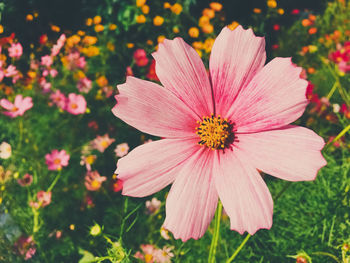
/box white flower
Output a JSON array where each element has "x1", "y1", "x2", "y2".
[
  {"x1": 333, "y1": 103, "x2": 340, "y2": 113},
  {"x1": 0, "y1": 142, "x2": 12, "y2": 159},
  {"x1": 114, "y1": 143, "x2": 129, "y2": 157}
]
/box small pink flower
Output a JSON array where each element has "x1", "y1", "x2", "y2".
[
  {"x1": 45, "y1": 149, "x2": 70, "y2": 171},
  {"x1": 112, "y1": 26, "x2": 327, "y2": 241},
  {"x1": 145, "y1": 197, "x2": 161, "y2": 215},
  {"x1": 50, "y1": 90, "x2": 66, "y2": 109},
  {"x1": 126, "y1": 66, "x2": 133, "y2": 76},
  {"x1": 50, "y1": 69, "x2": 58, "y2": 77},
  {"x1": 91, "y1": 134, "x2": 115, "y2": 153},
  {"x1": 65, "y1": 93, "x2": 87, "y2": 115},
  {"x1": 36, "y1": 190, "x2": 52, "y2": 207},
  {"x1": 84, "y1": 170, "x2": 107, "y2": 191},
  {"x1": 114, "y1": 143, "x2": 129, "y2": 157},
  {"x1": 80, "y1": 154, "x2": 97, "y2": 171},
  {"x1": 8, "y1": 43, "x2": 23, "y2": 59},
  {"x1": 55, "y1": 230, "x2": 62, "y2": 239},
  {"x1": 5, "y1": 65, "x2": 19, "y2": 77},
  {"x1": 112, "y1": 179, "x2": 123, "y2": 192},
  {"x1": 51, "y1": 34, "x2": 66, "y2": 56},
  {"x1": 0, "y1": 94, "x2": 33, "y2": 118},
  {"x1": 14, "y1": 235, "x2": 36, "y2": 260},
  {"x1": 39, "y1": 77, "x2": 52, "y2": 92},
  {"x1": 41, "y1": 55, "x2": 53, "y2": 67},
  {"x1": 17, "y1": 173, "x2": 33, "y2": 186},
  {"x1": 134, "y1": 49, "x2": 149, "y2": 67},
  {"x1": 77, "y1": 77, "x2": 92, "y2": 93}
]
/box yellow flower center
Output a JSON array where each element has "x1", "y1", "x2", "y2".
[
  {"x1": 196, "y1": 114, "x2": 235, "y2": 150},
  {"x1": 54, "y1": 158, "x2": 61, "y2": 165},
  {"x1": 91, "y1": 180, "x2": 100, "y2": 189}
]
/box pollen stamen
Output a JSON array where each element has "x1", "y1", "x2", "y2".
[{"x1": 195, "y1": 114, "x2": 235, "y2": 150}]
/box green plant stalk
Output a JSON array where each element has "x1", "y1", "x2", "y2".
[
  {"x1": 226, "y1": 234, "x2": 251, "y2": 263},
  {"x1": 47, "y1": 170, "x2": 62, "y2": 192},
  {"x1": 208, "y1": 201, "x2": 223, "y2": 263},
  {"x1": 326, "y1": 81, "x2": 338, "y2": 100},
  {"x1": 225, "y1": 182, "x2": 293, "y2": 262},
  {"x1": 312, "y1": 251, "x2": 341, "y2": 263}
]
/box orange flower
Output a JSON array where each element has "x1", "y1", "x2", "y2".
[
  {"x1": 153, "y1": 16, "x2": 164, "y2": 26},
  {"x1": 210, "y1": 2, "x2": 223, "y2": 11},
  {"x1": 94, "y1": 24, "x2": 104, "y2": 32},
  {"x1": 267, "y1": 0, "x2": 277, "y2": 8},
  {"x1": 26, "y1": 14, "x2": 34, "y2": 21},
  {"x1": 302, "y1": 19, "x2": 312, "y2": 27},
  {"x1": 228, "y1": 21, "x2": 239, "y2": 31},
  {"x1": 202, "y1": 8, "x2": 215, "y2": 19},
  {"x1": 253, "y1": 8, "x2": 262, "y2": 14},
  {"x1": 164, "y1": 2, "x2": 171, "y2": 9},
  {"x1": 96, "y1": 76, "x2": 108, "y2": 87},
  {"x1": 171, "y1": 3, "x2": 183, "y2": 15},
  {"x1": 308, "y1": 27, "x2": 317, "y2": 35},
  {"x1": 126, "y1": 43, "x2": 134, "y2": 48},
  {"x1": 333, "y1": 30, "x2": 341, "y2": 39},
  {"x1": 83, "y1": 36, "x2": 98, "y2": 45},
  {"x1": 136, "y1": 15, "x2": 146, "y2": 23},
  {"x1": 86, "y1": 18, "x2": 93, "y2": 26},
  {"x1": 77, "y1": 30, "x2": 85, "y2": 36},
  {"x1": 157, "y1": 35, "x2": 166, "y2": 43},
  {"x1": 277, "y1": 8, "x2": 284, "y2": 15},
  {"x1": 307, "y1": 67, "x2": 316, "y2": 74},
  {"x1": 136, "y1": 0, "x2": 146, "y2": 7},
  {"x1": 146, "y1": 40, "x2": 153, "y2": 45},
  {"x1": 199, "y1": 16, "x2": 210, "y2": 27},
  {"x1": 173, "y1": 26, "x2": 180, "y2": 33},
  {"x1": 188, "y1": 27, "x2": 200, "y2": 38},
  {"x1": 51, "y1": 25, "x2": 60, "y2": 32},
  {"x1": 308, "y1": 14, "x2": 316, "y2": 22},
  {"x1": 0, "y1": 25, "x2": 3, "y2": 34},
  {"x1": 141, "y1": 5, "x2": 150, "y2": 14},
  {"x1": 192, "y1": 41, "x2": 203, "y2": 49},
  {"x1": 201, "y1": 23, "x2": 214, "y2": 34},
  {"x1": 93, "y1": 15, "x2": 102, "y2": 24},
  {"x1": 109, "y1": 24, "x2": 117, "y2": 30}
]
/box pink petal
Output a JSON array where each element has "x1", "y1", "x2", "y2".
[
  {"x1": 236, "y1": 125, "x2": 327, "y2": 181},
  {"x1": 112, "y1": 77, "x2": 199, "y2": 138},
  {"x1": 14, "y1": 94, "x2": 23, "y2": 105},
  {"x1": 210, "y1": 25, "x2": 266, "y2": 116},
  {"x1": 152, "y1": 37, "x2": 213, "y2": 117},
  {"x1": 116, "y1": 138, "x2": 201, "y2": 197},
  {"x1": 228, "y1": 57, "x2": 308, "y2": 132},
  {"x1": 163, "y1": 149, "x2": 218, "y2": 241},
  {"x1": 213, "y1": 149, "x2": 273, "y2": 235},
  {"x1": 0, "y1": 99, "x2": 14, "y2": 110}
]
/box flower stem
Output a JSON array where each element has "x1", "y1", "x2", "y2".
[
  {"x1": 47, "y1": 170, "x2": 62, "y2": 192},
  {"x1": 226, "y1": 234, "x2": 251, "y2": 263},
  {"x1": 208, "y1": 201, "x2": 223, "y2": 263},
  {"x1": 225, "y1": 181, "x2": 293, "y2": 262},
  {"x1": 330, "y1": 124, "x2": 350, "y2": 145}
]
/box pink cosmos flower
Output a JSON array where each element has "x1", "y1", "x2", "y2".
[
  {"x1": 8, "y1": 43, "x2": 23, "y2": 59},
  {"x1": 112, "y1": 26, "x2": 327, "y2": 241},
  {"x1": 77, "y1": 77, "x2": 92, "y2": 93},
  {"x1": 134, "y1": 49, "x2": 149, "y2": 67},
  {"x1": 65, "y1": 93, "x2": 87, "y2": 115},
  {"x1": 51, "y1": 34, "x2": 66, "y2": 56},
  {"x1": 84, "y1": 170, "x2": 107, "y2": 191},
  {"x1": 145, "y1": 197, "x2": 161, "y2": 215},
  {"x1": 112, "y1": 178, "x2": 123, "y2": 192},
  {"x1": 0, "y1": 94, "x2": 33, "y2": 118},
  {"x1": 5, "y1": 65, "x2": 19, "y2": 78},
  {"x1": 90, "y1": 134, "x2": 115, "y2": 153},
  {"x1": 41, "y1": 55, "x2": 53, "y2": 67},
  {"x1": 39, "y1": 77, "x2": 52, "y2": 92},
  {"x1": 14, "y1": 235, "x2": 36, "y2": 260},
  {"x1": 36, "y1": 191, "x2": 52, "y2": 207},
  {"x1": 17, "y1": 173, "x2": 33, "y2": 186},
  {"x1": 50, "y1": 90, "x2": 66, "y2": 109},
  {"x1": 45, "y1": 149, "x2": 70, "y2": 171},
  {"x1": 114, "y1": 143, "x2": 129, "y2": 157}
]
